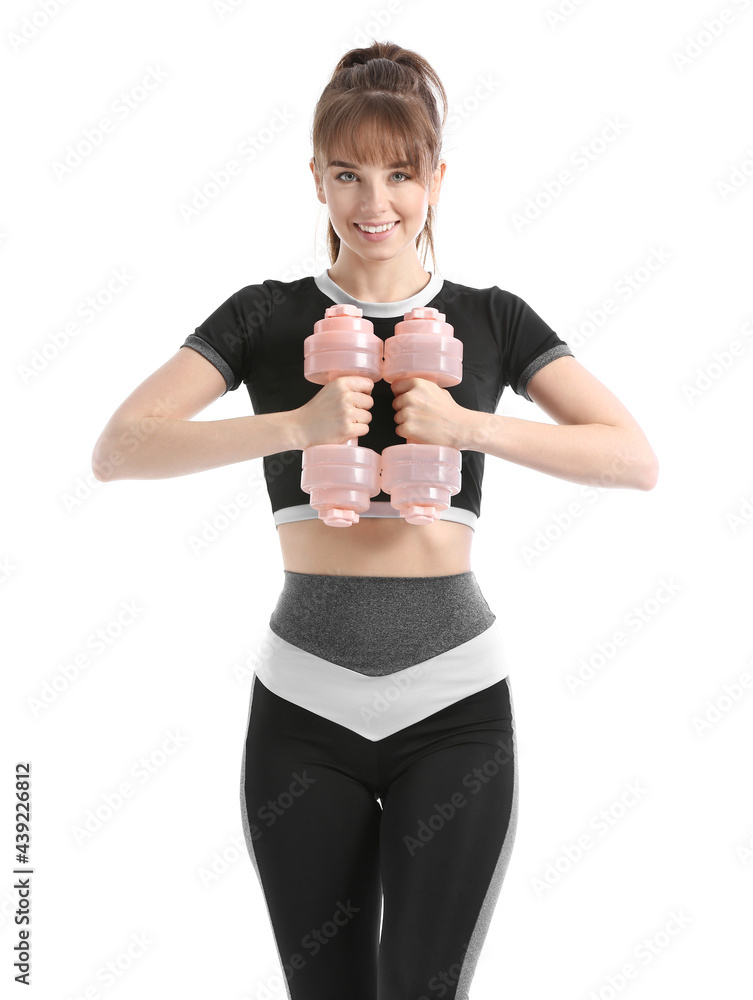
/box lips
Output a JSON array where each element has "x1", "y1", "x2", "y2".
[
  {"x1": 353, "y1": 221, "x2": 400, "y2": 243},
  {"x1": 356, "y1": 221, "x2": 398, "y2": 231}
]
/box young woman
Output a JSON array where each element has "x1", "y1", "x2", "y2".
[{"x1": 92, "y1": 40, "x2": 658, "y2": 1000}]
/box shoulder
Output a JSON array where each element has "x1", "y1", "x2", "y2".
[
  {"x1": 437, "y1": 276, "x2": 499, "y2": 298},
  {"x1": 221, "y1": 276, "x2": 322, "y2": 325},
  {"x1": 240, "y1": 275, "x2": 323, "y2": 313},
  {"x1": 437, "y1": 277, "x2": 518, "y2": 311}
]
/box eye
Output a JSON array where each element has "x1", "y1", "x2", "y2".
[{"x1": 334, "y1": 171, "x2": 412, "y2": 183}]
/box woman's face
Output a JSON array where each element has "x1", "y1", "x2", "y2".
[{"x1": 310, "y1": 147, "x2": 445, "y2": 263}]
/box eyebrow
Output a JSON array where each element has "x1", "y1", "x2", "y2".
[{"x1": 327, "y1": 160, "x2": 412, "y2": 169}]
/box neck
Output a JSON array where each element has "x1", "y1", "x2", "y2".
[{"x1": 326, "y1": 251, "x2": 431, "y2": 304}]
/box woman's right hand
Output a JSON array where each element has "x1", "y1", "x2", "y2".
[{"x1": 293, "y1": 375, "x2": 375, "y2": 450}]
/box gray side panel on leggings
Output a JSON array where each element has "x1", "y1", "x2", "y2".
[
  {"x1": 239, "y1": 676, "x2": 294, "y2": 1000},
  {"x1": 455, "y1": 677, "x2": 519, "y2": 999}
]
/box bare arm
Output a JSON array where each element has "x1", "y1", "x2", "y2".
[
  {"x1": 91, "y1": 347, "x2": 304, "y2": 481},
  {"x1": 457, "y1": 356, "x2": 659, "y2": 491}
]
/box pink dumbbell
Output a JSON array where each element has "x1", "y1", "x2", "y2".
[
  {"x1": 380, "y1": 307, "x2": 463, "y2": 525},
  {"x1": 300, "y1": 304, "x2": 384, "y2": 527}
]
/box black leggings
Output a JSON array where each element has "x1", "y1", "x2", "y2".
[{"x1": 240, "y1": 571, "x2": 518, "y2": 1000}]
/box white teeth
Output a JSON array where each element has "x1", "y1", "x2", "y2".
[{"x1": 357, "y1": 221, "x2": 396, "y2": 233}]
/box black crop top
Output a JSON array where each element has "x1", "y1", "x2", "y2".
[{"x1": 180, "y1": 270, "x2": 574, "y2": 530}]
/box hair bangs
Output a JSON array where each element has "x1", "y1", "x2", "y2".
[{"x1": 321, "y1": 96, "x2": 435, "y2": 188}]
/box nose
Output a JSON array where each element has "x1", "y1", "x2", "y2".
[{"x1": 359, "y1": 181, "x2": 392, "y2": 215}]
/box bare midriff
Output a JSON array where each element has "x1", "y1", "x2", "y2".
[{"x1": 277, "y1": 517, "x2": 473, "y2": 577}]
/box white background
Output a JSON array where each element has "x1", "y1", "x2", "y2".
[{"x1": 2, "y1": 0, "x2": 752, "y2": 997}]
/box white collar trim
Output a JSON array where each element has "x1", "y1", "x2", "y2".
[{"x1": 314, "y1": 269, "x2": 444, "y2": 318}]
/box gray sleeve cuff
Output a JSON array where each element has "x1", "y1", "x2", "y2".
[
  {"x1": 516, "y1": 345, "x2": 573, "y2": 401},
  {"x1": 181, "y1": 335, "x2": 234, "y2": 394}
]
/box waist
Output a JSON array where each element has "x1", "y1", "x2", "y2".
[
  {"x1": 268, "y1": 568, "x2": 495, "y2": 675},
  {"x1": 277, "y1": 516, "x2": 473, "y2": 577}
]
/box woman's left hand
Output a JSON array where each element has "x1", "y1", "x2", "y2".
[{"x1": 390, "y1": 377, "x2": 476, "y2": 449}]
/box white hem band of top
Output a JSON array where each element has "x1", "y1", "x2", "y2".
[{"x1": 274, "y1": 502, "x2": 477, "y2": 530}]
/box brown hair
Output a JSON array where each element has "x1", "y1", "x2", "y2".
[{"x1": 310, "y1": 39, "x2": 448, "y2": 272}]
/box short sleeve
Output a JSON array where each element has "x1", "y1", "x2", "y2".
[
  {"x1": 495, "y1": 288, "x2": 574, "y2": 402},
  {"x1": 180, "y1": 283, "x2": 272, "y2": 394}
]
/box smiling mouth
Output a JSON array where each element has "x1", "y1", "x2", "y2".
[{"x1": 355, "y1": 221, "x2": 399, "y2": 233}]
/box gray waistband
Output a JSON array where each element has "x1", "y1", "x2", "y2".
[{"x1": 268, "y1": 570, "x2": 496, "y2": 676}]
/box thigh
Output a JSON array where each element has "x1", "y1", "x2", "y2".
[
  {"x1": 241, "y1": 676, "x2": 383, "y2": 1000},
  {"x1": 377, "y1": 677, "x2": 518, "y2": 1000}
]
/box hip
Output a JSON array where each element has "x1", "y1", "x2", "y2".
[{"x1": 253, "y1": 568, "x2": 510, "y2": 742}]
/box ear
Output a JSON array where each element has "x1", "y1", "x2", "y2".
[
  {"x1": 429, "y1": 160, "x2": 446, "y2": 206},
  {"x1": 309, "y1": 158, "x2": 327, "y2": 205}
]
